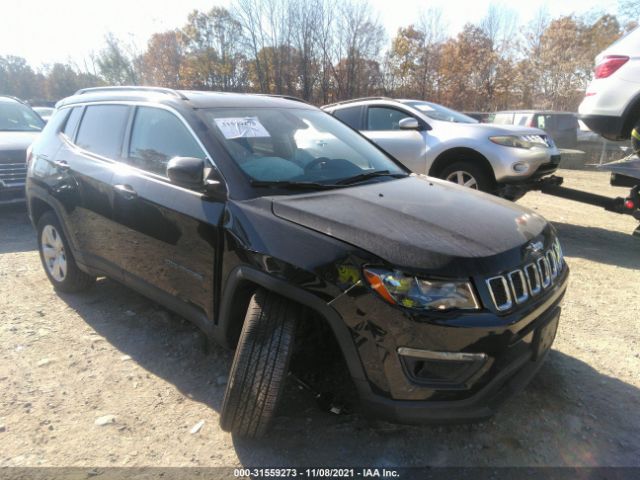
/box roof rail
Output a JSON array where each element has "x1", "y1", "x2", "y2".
[
  {"x1": 254, "y1": 93, "x2": 309, "y2": 104},
  {"x1": 323, "y1": 96, "x2": 393, "y2": 108},
  {"x1": 74, "y1": 86, "x2": 188, "y2": 100}
]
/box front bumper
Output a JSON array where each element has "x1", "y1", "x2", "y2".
[
  {"x1": 493, "y1": 147, "x2": 562, "y2": 183},
  {"x1": 330, "y1": 263, "x2": 568, "y2": 424},
  {"x1": 0, "y1": 182, "x2": 26, "y2": 205}
]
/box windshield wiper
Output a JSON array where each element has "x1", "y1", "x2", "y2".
[
  {"x1": 334, "y1": 170, "x2": 407, "y2": 185},
  {"x1": 250, "y1": 180, "x2": 342, "y2": 190}
]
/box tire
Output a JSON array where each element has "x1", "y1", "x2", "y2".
[
  {"x1": 220, "y1": 288, "x2": 298, "y2": 438},
  {"x1": 439, "y1": 161, "x2": 495, "y2": 193},
  {"x1": 36, "y1": 211, "x2": 95, "y2": 293}
]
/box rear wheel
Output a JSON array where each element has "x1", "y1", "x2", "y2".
[
  {"x1": 439, "y1": 161, "x2": 494, "y2": 193},
  {"x1": 220, "y1": 288, "x2": 298, "y2": 438},
  {"x1": 37, "y1": 211, "x2": 95, "y2": 292}
]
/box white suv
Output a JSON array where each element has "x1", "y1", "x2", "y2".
[{"x1": 579, "y1": 27, "x2": 640, "y2": 151}]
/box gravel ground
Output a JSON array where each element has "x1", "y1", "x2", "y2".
[{"x1": 0, "y1": 169, "x2": 639, "y2": 467}]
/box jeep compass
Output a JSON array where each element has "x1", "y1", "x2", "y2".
[{"x1": 26, "y1": 87, "x2": 569, "y2": 437}]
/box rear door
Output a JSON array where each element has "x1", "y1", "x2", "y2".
[
  {"x1": 110, "y1": 105, "x2": 223, "y2": 323},
  {"x1": 361, "y1": 105, "x2": 428, "y2": 173},
  {"x1": 51, "y1": 103, "x2": 130, "y2": 276}
]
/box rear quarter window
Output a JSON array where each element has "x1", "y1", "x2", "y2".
[
  {"x1": 63, "y1": 107, "x2": 83, "y2": 139},
  {"x1": 332, "y1": 107, "x2": 362, "y2": 129},
  {"x1": 75, "y1": 105, "x2": 130, "y2": 159}
]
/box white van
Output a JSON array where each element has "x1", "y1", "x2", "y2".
[{"x1": 579, "y1": 27, "x2": 640, "y2": 151}]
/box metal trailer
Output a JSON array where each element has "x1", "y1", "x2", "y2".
[{"x1": 527, "y1": 156, "x2": 640, "y2": 237}]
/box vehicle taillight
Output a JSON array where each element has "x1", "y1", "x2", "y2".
[{"x1": 594, "y1": 55, "x2": 629, "y2": 79}]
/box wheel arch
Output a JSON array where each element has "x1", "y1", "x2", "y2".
[
  {"x1": 428, "y1": 147, "x2": 496, "y2": 182},
  {"x1": 621, "y1": 92, "x2": 640, "y2": 139},
  {"x1": 28, "y1": 195, "x2": 54, "y2": 227},
  {"x1": 216, "y1": 266, "x2": 370, "y2": 388}
]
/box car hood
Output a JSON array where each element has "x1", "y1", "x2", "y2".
[
  {"x1": 0, "y1": 131, "x2": 39, "y2": 151},
  {"x1": 271, "y1": 176, "x2": 548, "y2": 273}
]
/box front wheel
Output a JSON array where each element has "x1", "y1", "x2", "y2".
[
  {"x1": 220, "y1": 289, "x2": 299, "y2": 438},
  {"x1": 439, "y1": 161, "x2": 494, "y2": 193},
  {"x1": 37, "y1": 211, "x2": 95, "y2": 292}
]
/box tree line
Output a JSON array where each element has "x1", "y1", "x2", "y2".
[{"x1": 1, "y1": 0, "x2": 639, "y2": 112}]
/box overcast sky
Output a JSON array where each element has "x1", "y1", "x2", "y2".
[{"x1": 0, "y1": 0, "x2": 619, "y2": 69}]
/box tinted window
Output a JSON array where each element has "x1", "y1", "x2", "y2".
[
  {"x1": 366, "y1": 107, "x2": 413, "y2": 131},
  {"x1": 557, "y1": 115, "x2": 578, "y2": 130},
  {"x1": 128, "y1": 107, "x2": 205, "y2": 176},
  {"x1": 333, "y1": 107, "x2": 361, "y2": 129},
  {"x1": 76, "y1": 105, "x2": 129, "y2": 158},
  {"x1": 63, "y1": 107, "x2": 83, "y2": 139}
]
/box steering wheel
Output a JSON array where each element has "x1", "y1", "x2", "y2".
[{"x1": 304, "y1": 157, "x2": 332, "y2": 173}]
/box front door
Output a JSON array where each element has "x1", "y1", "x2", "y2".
[
  {"x1": 110, "y1": 105, "x2": 223, "y2": 322},
  {"x1": 362, "y1": 105, "x2": 428, "y2": 173}
]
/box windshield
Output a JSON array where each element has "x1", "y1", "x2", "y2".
[
  {"x1": 0, "y1": 101, "x2": 45, "y2": 132},
  {"x1": 203, "y1": 107, "x2": 406, "y2": 185},
  {"x1": 403, "y1": 101, "x2": 478, "y2": 124}
]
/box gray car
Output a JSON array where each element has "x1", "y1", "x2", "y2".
[{"x1": 323, "y1": 98, "x2": 561, "y2": 198}]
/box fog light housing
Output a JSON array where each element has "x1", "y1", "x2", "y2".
[
  {"x1": 397, "y1": 347, "x2": 489, "y2": 389},
  {"x1": 512, "y1": 162, "x2": 529, "y2": 173}
]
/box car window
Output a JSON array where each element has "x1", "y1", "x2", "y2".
[
  {"x1": 404, "y1": 101, "x2": 477, "y2": 123},
  {"x1": 128, "y1": 106, "x2": 206, "y2": 177},
  {"x1": 491, "y1": 113, "x2": 514, "y2": 125},
  {"x1": 75, "y1": 105, "x2": 129, "y2": 159},
  {"x1": 202, "y1": 107, "x2": 405, "y2": 183},
  {"x1": 536, "y1": 115, "x2": 547, "y2": 129},
  {"x1": 0, "y1": 101, "x2": 44, "y2": 132},
  {"x1": 366, "y1": 107, "x2": 413, "y2": 131},
  {"x1": 63, "y1": 107, "x2": 83, "y2": 139},
  {"x1": 515, "y1": 114, "x2": 530, "y2": 126},
  {"x1": 557, "y1": 115, "x2": 578, "y2": 130},
  {"x1": 332, "y1": 107, "x2": 361, "y2": 129}
]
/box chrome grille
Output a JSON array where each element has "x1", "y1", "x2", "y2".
[
  {"x1": 0, "y1": 163, "x2": 27, "y2": 186},
  {"x1": 486, "y1": 276, "x2": 512, "y2": 311},
  {"x1": 508, "y1": 270, "x2": 528, "y2": 304},
  {"x1": 486, "y1": 240, "x2": 564, "y2": 312}
]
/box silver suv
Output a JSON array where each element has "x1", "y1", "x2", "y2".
[{"x1": 323, "y1": 98, "x2": 561, "y2": 198}]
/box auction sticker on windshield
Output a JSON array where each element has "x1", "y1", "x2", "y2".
[{"x1": 214, "y1": 116, "x2": 270, "y2": 139}]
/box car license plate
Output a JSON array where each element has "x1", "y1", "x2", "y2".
[{"x1": 533, "y1": 310, "x2": 560, "y2": 360}]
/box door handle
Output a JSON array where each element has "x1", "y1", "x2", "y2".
[
  {"x1": 113, "y1": 184, "x2": 138, "y2": 200},
  {"x1": 53, "y1": 160, "x2": 70, "y2": 171}
]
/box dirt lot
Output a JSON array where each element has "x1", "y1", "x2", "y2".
[{"x1": 0, "y1": 169, "x2": 639, "y2": 468}]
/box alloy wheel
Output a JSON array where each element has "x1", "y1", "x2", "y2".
[
  {"x1": 41, "y1": 225, "x2": 67, "y2": 282},
  {"x1": 445, "y1": 170, "x2": 478, "y2": 189}
]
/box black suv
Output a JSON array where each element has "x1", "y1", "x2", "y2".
[
  {"x1": 0, "y1": 95, "x2": 45, "y2": 204},
  {"x1": 26, "y1": 87, "x2": 569, "y2": 437}
]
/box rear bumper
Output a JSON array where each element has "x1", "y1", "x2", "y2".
[{"x1": 578, "y1": 114, "x2": 625, "y2": 140}]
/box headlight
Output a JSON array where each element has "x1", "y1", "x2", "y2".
[
  {"x1": 553, "y1": 238, "x2": 564, "y2": 267},
  {"x1": 363, "y1": 268, "x2": 480, "y2": 311},
  {"x1": 489, "y1": 135, "x2": 550, "y2": 149}
]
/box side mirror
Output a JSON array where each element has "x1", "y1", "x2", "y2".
[
  {"x1": 166, "y1": 157, "x2": 205, "y2": 188},
  {"x1": 399, "y1": 117, "x2": 421, "y2": 130}
]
